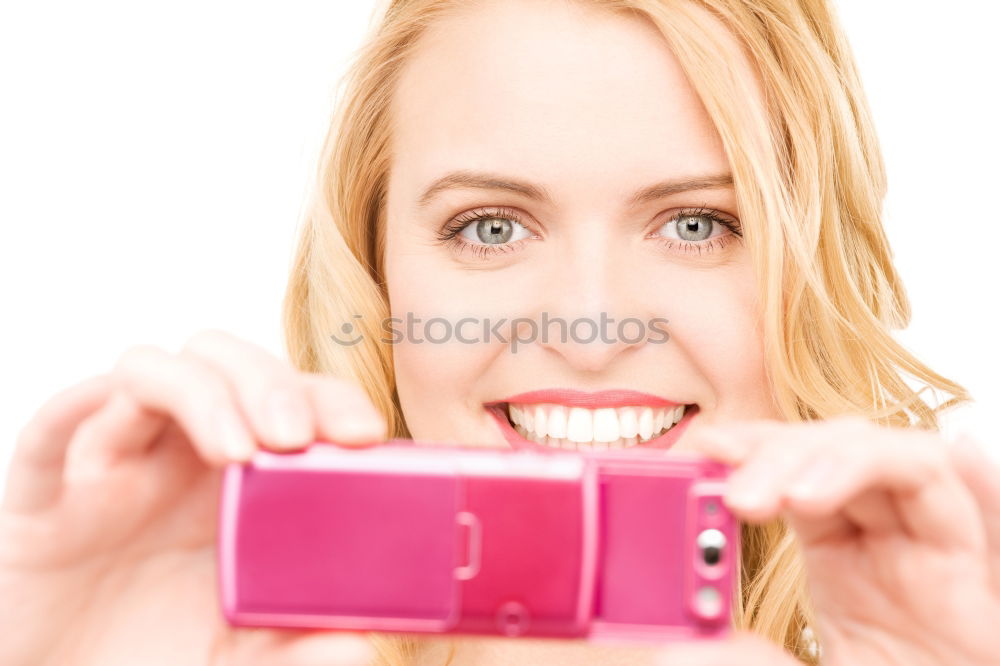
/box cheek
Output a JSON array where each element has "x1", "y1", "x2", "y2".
[
  {"x1": 659, "y1": 263, "x2": 775, "y2": 419},
  {"x1": 392, "y1": 340, "x2": 479, "y2": 441},
  {"x1": 385, "y1": 247, "x2": 505, "y2": 441}
]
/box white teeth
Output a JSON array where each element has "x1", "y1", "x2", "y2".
[
  {"x1": 504, "y1": 402, "x2": 691, "y2": 449},
  {"x1": 592, "y1": 408, "x2": 619, "y2": 442},
  {"x1": 510, "y1": 405, "x2": 523, "y2": 427},
  {"x1": 547, "y1": 405, "x2": 567, "y2": 438},
  {"x1": 534, "y1": 405, "x2": 547, "y2": 437},
  {"x1": 653, "y1": 408, "x2": 665, "y2": 432},
  {"x1": 637, "y1": 408, "x2": 654, "y2": 440},
  {"x1": 566, "y1": 407, "x2": 592, "y2": 442},
  {"x1": 618, "y1": 407, "x2": 638, "y2": 438}
]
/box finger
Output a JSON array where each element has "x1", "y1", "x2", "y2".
[
  {"x1": 781, "y1": 427, "x2": 983, "y2": 549},
  {"x1": 180, "y1": 330, "x2": 387, "y2": 450},
  {"x1": 180, "y1": 330, "x2": 315, "y2": 451},
  {"x1": 653, "y1": 630, "x2": 800, "y2": 665},
  {"x1": 684, "y1": 418, "x2": 786, "y2": 464},
  {"x1": 687, "y1": 418, "x2": 829, "y2": 522},
  {"x1": 112, "y1": 344, "x2": 257, "y2": 465},
  {"x1": 724, "y1": 429, "x2": 901, "y2": 539},
  {"x1": 692, "y1": 417, "x2": 983, "y2": 548},
  {"x1": 689, "y1": 415, "x2": 865, "y2": 465},
  {"x1": 63, "y1": 390, "x2": 168, "y2": 483},
  {"x1": 225, "y1": 628, "x2": 374, "y2": 666},
  {"x1": 949, "y1": 431, "x2": 1000, "y2": 590},
  {"x1": 301, "y1": 373, "x2": 387, "y2": 448},
  {"x1": 4, "y1": 373, "x2": 112, "y2": 513},
  {"x1": 840, "y1": 486, "x2": 900, "y2": 534},
  {"x1": 783, "y1": 487, "x2": 899, "y2": 545},
  {"x1": 270, "y1": 632, "x2": 375, "y2": 666},
  {"x1": 723, "y1": 438, "x2": 818, "y2": 522}
]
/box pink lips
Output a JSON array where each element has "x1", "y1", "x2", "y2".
[{"x1": 487, "y1": 388, "x2": 684, "y2": 410}]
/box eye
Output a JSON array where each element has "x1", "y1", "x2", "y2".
[
  {"x1": 656, "y1": 209, "x2": 737, "y2": 242},
  {"x1": 647, "y1": 207, "x2": 743, "y2": 256},
  {"x1": 435, "y1": 206, "x2": 538, "y2": 259},
  {"x1": 457, "y1": 214, "x2": 533, "y2": 245}
]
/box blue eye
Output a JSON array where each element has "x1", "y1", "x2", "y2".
[
  {"x1": 650, "y1": 207, "x2": 743, "y2": 255},
  {"x1": 436, "y1": 206, "x2": 536, "y2": 259},
  {"x1": 457, "y1": 215, "x2": 533, "y2": 245},
  {"x1": 656, "y1": 209, "x2": 739, "y2": 242},
  {"x1": 671, "y1": 215, "x2": 717, "y2": 241}
]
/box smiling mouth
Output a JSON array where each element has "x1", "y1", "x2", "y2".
[{"x1": 486, "y1": 401, "x2": 699, "y2": 451}]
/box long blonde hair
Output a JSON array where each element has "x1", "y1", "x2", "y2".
[{"x1": 282, "y1": 0, "x2": 971, "y2": 662}]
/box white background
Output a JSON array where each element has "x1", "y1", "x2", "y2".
[{"x1": 2, "y1": 1, "x2": 998, "y2": 496}]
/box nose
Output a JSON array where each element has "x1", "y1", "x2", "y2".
[{"x1": 533, "y1": 235, "x2": 652, "y2": 373}]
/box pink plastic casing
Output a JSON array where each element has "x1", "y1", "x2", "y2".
[{"x1": 217, "y1": 440, "x2": 738, "y2": 644}]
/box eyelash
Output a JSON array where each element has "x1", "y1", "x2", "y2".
[
  {"x1": 434, "y1": 205, "x2": 743, "y2": 259},
  {"x1": 434, "y1": 206, "x2": 534, "y2": 260}
]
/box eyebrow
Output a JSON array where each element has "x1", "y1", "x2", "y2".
[{"x1": 416, "y1": 169, "x2": 734, "y2": 209}]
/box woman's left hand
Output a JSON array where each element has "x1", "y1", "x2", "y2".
[{"x1": 654, "y1": 416, "x2": 1000, "y2": 666}]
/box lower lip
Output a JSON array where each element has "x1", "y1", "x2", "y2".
[{"x1": 486, "y1": 404, "x2": 698, "y2": 452}]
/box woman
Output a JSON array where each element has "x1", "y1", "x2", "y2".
[{"x1": 3, "y1": 0, "x2": 998, "y2": 664}]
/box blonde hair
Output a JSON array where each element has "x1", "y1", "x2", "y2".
[{"x1": 282, "y1": 0, "x2": 971, "y2": 663}]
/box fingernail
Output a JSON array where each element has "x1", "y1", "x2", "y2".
[
  {"x1": 266, "y1": 390, "x2": 312, "y2": 445},
  {"x1": 788, "y1": 461, "x2": 836, "y2": 500},
  {"x1": 217, "y1": 410, "x2": 256, "y2": 461}
]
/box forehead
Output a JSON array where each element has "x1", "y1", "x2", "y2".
[{"x1": 388, "y1": 0, "x2": 745, "y2": 208}]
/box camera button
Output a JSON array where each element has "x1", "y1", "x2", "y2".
[{"x1": 496, "y1": 600, "x2": 530, "y2": 636}]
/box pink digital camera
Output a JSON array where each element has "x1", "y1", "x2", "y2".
[{"x1": 217, "y1": 440, "x2": 739, "y2": 644}]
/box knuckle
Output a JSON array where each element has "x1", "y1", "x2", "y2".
[
  {"x1": 180, "y1": 367, "x2": 234, "y2": 417},
  {"x1": 15, "y1": 374, "x2": 114, "y2": 456},
  {"x1": 891, "y1": 429, "x2": 948, "y2": 480},
  {"x1": 181, "y1": 328, "x2": 234, "y2": 355},
  {"x1": 922, "y1": 438, "x2": 951, "y2": 478},
  {"x1": 112, "y1": 343, "x2": 163, "y2": 376},
  {"x1": 263, "y1": 377, "x2": 310, "y2": 406},
  {"x1": 13, "y1": 418, "x2": 45, "y2": 458},
  {"x1": 176, "y1": 345, "x2": 217, "y2": 371}
]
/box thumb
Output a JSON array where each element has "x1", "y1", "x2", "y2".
[{"x1": 653, "y1": 631, "x2": 801, "y2": 665}]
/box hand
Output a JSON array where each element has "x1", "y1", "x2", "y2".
[
  {"x1": 658, "y1": 416, "x2": 1000, "y2": 666},
  {"x1": 0, "y1": 329, "x2": 391, "y2": 666}
]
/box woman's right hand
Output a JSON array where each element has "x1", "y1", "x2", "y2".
[{"x1": 0, "y1": 329, "x2": 389, "y2": 666}]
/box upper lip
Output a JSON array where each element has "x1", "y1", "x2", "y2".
[{"x1": 485, "y1": 388, "x2": 687, "y2": 410}]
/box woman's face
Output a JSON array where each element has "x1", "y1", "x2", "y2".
[{"x1": 384, "y1": 0, "x2": 782, "y2": 452}]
